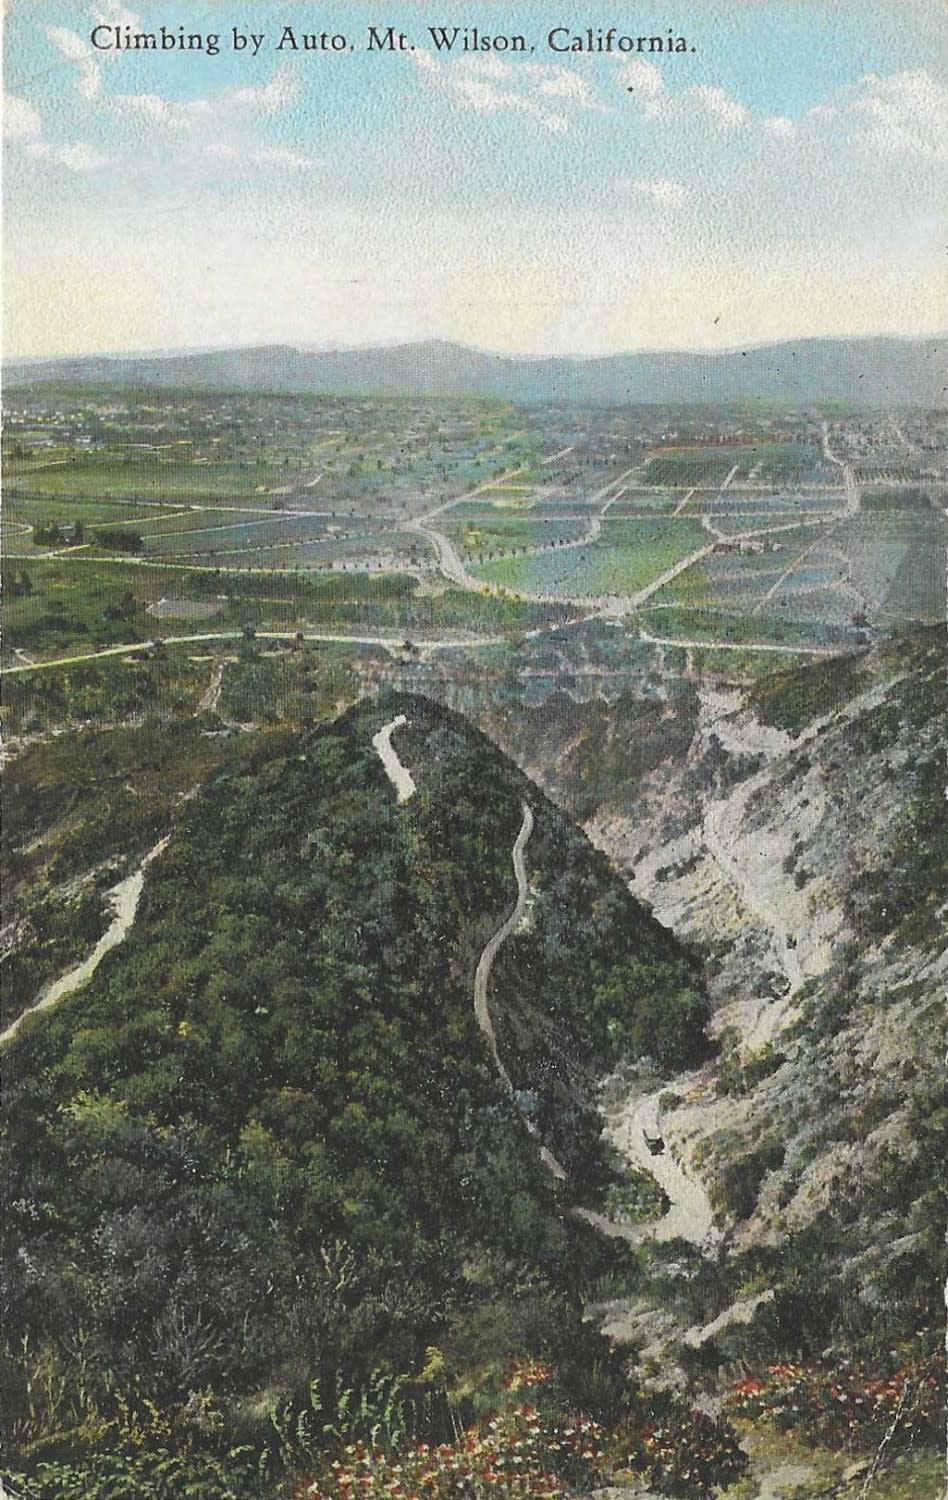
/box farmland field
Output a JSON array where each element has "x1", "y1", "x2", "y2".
[
  {"x1": 605, "y1": 488, "x2": 691, "y2": 515},
  {"x1": 4, "y1": 494, "x2": 194, "y2": 530},
  {"x1": 4, "y1": 457, "x2": 283, "y2": 499},
  {"x1": 5, "y1": 394, "x2": 945, "y2": 676},
  {"x1": 470, "y1": 518, "x2": 708, "y2": 597},
  {"x1": 440, "y1": 509, "x2": 591, "y2": 554},
  {"x1": 838, "y1": 512, "x2": 946, "y2": 621},
  {"x1": 639, "y1": 603, "x2": 853, "y2": 648},
  {"x1": 702, "y1": 490, "x2": 841, "y2": 518},
  {"x1": 139, "y1": 515, "x2": 342, "y2": 555},
  {"x1": 644, "y1": 440, "x2": 831, "y2": 487}
]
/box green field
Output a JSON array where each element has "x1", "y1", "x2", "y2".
[
  {"x1": 441, "y1": 509, "x2": 589, "y2": 554},
  {"x1": 1, "y1": 555, "x2": 576, "y2": 665},
  {"x1": 4, "y1": 494, "x2": 193, "y2": 531},
  {"x1": 645, "y1": 450, "x2": 738, "y2": 486},
  {"x1": 685, "y1": 645, "x2": 820, "y2": 678},
  {"x1": 608, "y1": 489, "x2": 696, "y2": 515},
  {"x1": 645, "y1": 441, "x2": 827, "y2": 488},
  {"x1": 470, "y1": 518, "x2": 708, "y2": 597},
  {"x1": 639, "y1": 604, "x2": 852, "y2": 648},
  {"x1": 4, "y1": 456, "x2": 284, "y2": 499}
]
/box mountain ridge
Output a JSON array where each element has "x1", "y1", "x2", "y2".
[{"x1": 6, "y1": 334, "x2": 945, "y2": 405}]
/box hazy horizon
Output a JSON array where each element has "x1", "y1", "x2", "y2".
[
  {"x1": 4, "y1": 0, "x2": 946, "y2": 359},
  {"x1": 5, "y1": 329, "x2": 945, "y2": 368}
]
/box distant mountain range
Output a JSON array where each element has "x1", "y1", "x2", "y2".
[{"x1": 6, "y1": 335, "x2": 945, "y2": 405}]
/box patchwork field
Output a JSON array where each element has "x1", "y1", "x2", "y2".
[{"x1": 4, "y1": 396, "x2": 944, "y2": 675}]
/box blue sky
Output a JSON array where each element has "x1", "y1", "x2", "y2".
[{"x1": 4, "y1": 0, "x2": 947, "y2": 355}]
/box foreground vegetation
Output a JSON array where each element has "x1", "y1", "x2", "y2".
[{"x1": 1, "y1": 694, "x2": 708, "y2": 1494}]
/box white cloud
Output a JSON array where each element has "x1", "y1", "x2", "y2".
[
  {"x1": 686, "y1": 84, "x2": 750, "y2": 132},
  {"x1": 27, "y1": 139, "x2": 109, "y2": 171},
  {"x1": 5, "y1": 85, "x2": 106, "y2": 170},
  {"x1": 111, "y1": 93, "x2": 213, "y2": 128},
  {"x1": 251, "y1": 146, "x2": 317, "y2": 169},
  {"x1": 623, "y1": 176, "x2": 687, "y2": 206},
  {"x1": 826, "y1": 69, "x2": 948, "y2": 160},
  {"x1": 44, "y1": 26, "x2": 101, "y2": 101},
  {"x1": 763, "y1": 115, "x2": 795, "y2": 140},
  {"x1": 228, "y1": 65, "x2": 300, "y2": 116},
  {"x1": 616, "y1": 59, "x2": 664, "y2": 100},
  {"x1": 4, "y1": 94, "x2": 43, "y2": 140},
  {"x1": 617, "y1": 66, "x2": 750, "y2": 134},
  {"x1": 412, "y1": 50, "x2": 597, "y2": 132},
  {"x1": 107, "y1": 65, "x2": 300, "y2": 143},
  {"x1": 205, "y1": 141, "x2": 317, "y2": 169},
  {"x1": 530, "y1": 67, "x2": 598, "y2": 105},
  {"x1": 618, "y1": 62, "x2": 947, "y2": 161},
  {"x1": 646, "y1": 81, "x2": 749, "y2": 131}
]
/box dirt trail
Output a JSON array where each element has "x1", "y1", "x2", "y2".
[
  {"x1": 197, "y1": 660, "x2": 228, "y2": 715},
  {"x1": 630, "y1": 544, "x2": 717, "y2": 607},
  {"x1": 638, "y1": 626, "x2": 837, "y2": 657},
  {"x1": 1, "y1": 836, "x2": 170, "y2": 1047},
  {"x1": 472, "y1": 804, "x2": 568, "y2": 1181},
  {"x1": 682, "y1": 1289, "x2": 774, "y2": 1347},
  {"x1": 2, "y1": 628, "x2": 508, "y2": 677},
  {"x1": 473, "y1": 807, "x2": 721, "y2": 1222},
  {"x1": 372, "y1": 715, "x2": 417, "y2": 803},
  {"x1": 821, "y1": 421, "x2": 860, "y2": 516},
  {"x1": 583, "y1": 1087, "x2": 720, "y2": 1247},
  {"x1": 473, "y1": 803, "x2": 533, "y2": 1085}
]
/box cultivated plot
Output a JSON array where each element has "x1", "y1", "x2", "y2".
[{"x1": 470, "y1": 518, "x2": 709, "y2": 598}]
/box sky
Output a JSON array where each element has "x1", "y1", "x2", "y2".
[{"x1": 3, "y1": 0, "x2": 947, "y2": 357}]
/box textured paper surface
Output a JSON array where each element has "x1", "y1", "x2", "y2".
[{"x1": 2, "y1": 4, "x2": 946, "y2": 1499}]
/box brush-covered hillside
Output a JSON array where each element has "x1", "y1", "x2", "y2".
[{"x1": 1, "y1": 693, "x2": 709, "y2": 1494}]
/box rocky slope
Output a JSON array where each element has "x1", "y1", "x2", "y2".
[{"x1": 491, "y1": 628, "x2": 946, "y2": 1369}]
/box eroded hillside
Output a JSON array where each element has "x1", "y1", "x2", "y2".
[{"x1": 493, "y1": 629, "x2": 946, "y2": 1372}]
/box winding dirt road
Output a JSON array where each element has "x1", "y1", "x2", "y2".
[
  {"x1": 2, "y1": 628, "x2": 508, "y2": 677},
  {"x1": 372, "y1": 715, "x2": 417, "y2": 803},
  {"x1": 473, "y1": 802, "x2": 534, "y2": 1084},
  {"x1": 472, "y1": 804, "x2": 567, "y2": 1181},
  {"x1": 615, "y1": 1090, "x2": 719, "y2": 1245},
  {"x1": 409, "y1": 466, "x2": 640, "y2": 598},
  {"x1": 638, "y1": 626, "x2": 839, "y2": 657},
  {"x1": 1, "y1": 836, "x2": 169, "y2": 1048},
  {"x1": 821, "y1": 421, "x2": 860, "y2": 516},
  {"x1": 581, "y1": 1086, "x2": 720, "y2": 1248},
  {"x1": 472, "y1": 806, "x2": 721, "y2": 1228}
]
